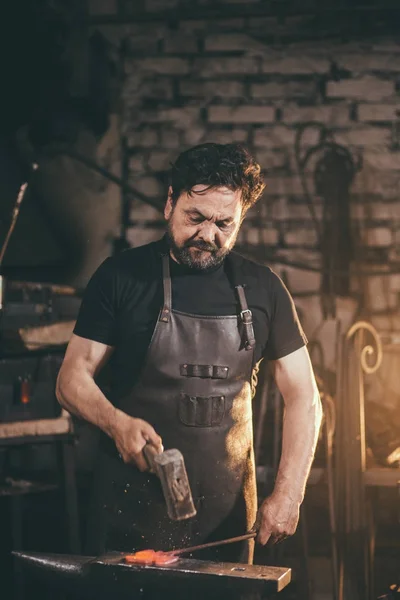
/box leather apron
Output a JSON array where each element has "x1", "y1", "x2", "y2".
[{"x1": 86, "y1": 253, "x2": 257, "y2": 563}]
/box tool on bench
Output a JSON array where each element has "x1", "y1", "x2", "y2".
[{"x1": 143, "y1": 443, "x2": 196, "y2": 521}]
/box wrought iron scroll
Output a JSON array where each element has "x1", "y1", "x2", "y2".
[{"x1": 346, "y1": 321, "x2": 383, "y2": 375}]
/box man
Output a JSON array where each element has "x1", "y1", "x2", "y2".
[{"x1": 56, "y1": 142, "x2": 322, "y2": 564}]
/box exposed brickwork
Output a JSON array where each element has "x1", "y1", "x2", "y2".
[
  {"x1": 163, "y1": 34, "x2": 199, "y2": 54},
  {"x1": 261, "y1": 56, "x2": 329, "y2": 75},
  {"x1": 180, "y1": 80, "x2": 245, "y2": 98},
  {"x1": 125, "y1": 128, "x2": 158, "y2": 147},
  {"x1": 253, "y1": 126, "x2": 297, "y2": 148},
  {"x1": 193, "y1": 57, "x2": 260, "y2": 76},
  {"x1": 335, "y1": 53, "x2": 400, "y2": 73},
  {"x1": 208, "y1": 106, "x2": 276, "y2": 124},
  {"x1": 93, "y1": 3, "x2": 400, "y2": 322},
  {"x1": 240, "y1": 226, "x2": 279, "y2": 246},
  {"x1": 250, "y1": 81, "x2": 317, "y2": 99},
  {"x1": 284, "y1": 227, "x2": 319, "y2": 247},
  {"x1": 326, "y1": 77, "x2": 395, "y2": 101},
  {"x1": 203, "y1": 128, "x2": 249, "y2": 144},
  {"x1": 283, "y1": 104, "x2": 350, "y2": 125},
  {"x1": 365, "y1": 227, "x2": 393, "y2": 247},
  {"x1": 358, "y1": 104, "x2": 400, "y2": 122},
  {"x1": 204, "y1": 33, "x2": 269, "y2": 53},
  {"x1": 334, "y1": 127, "x2": 391, "y2": 146},
  {"x1": 128, "y1": 57, "x2": 190, "y2": 75},
  {"x1": 140, "y1": 107, "x2": 200, "y2": 125},
  {"x1": 364, "y1": 152, "x2": 400, "y2": 170},
  {"x1": 160, "y1": 129, "x2": 181, "y2": 148}
]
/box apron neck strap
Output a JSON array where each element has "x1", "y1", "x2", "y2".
[
  {"x1": 159, "y1": 252, "x2": 255, "y2": 349},
  {"x1": 160, "y1": 254, "x2": 172, "y2": 322},
  {"x1": 225, "y1": 255, "x2": 256, "y2": 351}
]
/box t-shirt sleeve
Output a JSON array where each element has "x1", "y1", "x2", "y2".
[
  {"x1": 73, "y1": 257, "x2": 118, "y2": 346},
  {"x1": 264, "y1": 270, "x2": 308, "y2": 360}
]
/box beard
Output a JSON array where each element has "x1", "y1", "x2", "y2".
[{"x1": 166, "y1": 221, "x2": 234, "y2": 271}]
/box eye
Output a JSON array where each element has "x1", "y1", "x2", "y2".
[
  {"x1": 217, "y1": 221, "x2": 230, "y2": 230},
  {"x1": 190, "y1": 216, "x2": 204, "y2": 224}
]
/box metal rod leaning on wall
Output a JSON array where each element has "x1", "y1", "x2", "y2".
[
  {"x1": 42, "y1": 147, "x2": 164, "y2": 212},
  {"x1": 337, "y1": 322, "x2": 382, "y2": 600},
  {"x1": 0, "y1": 164, "x2": 39, "y2": 311},
  {"x1": 335, "y1": 322, "x2": 345, "y2": 600},
  {"x1": 0, "y1": 164, "x2": 39, "y2": 267}
]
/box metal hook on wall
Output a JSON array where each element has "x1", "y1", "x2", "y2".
[{"x1": 294, "y1": 124, "x2": 362, "y2": 320}]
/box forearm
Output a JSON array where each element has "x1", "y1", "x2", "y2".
[
  {"x1": 273, "y1": 391, "x2": 322, "y2": 503},
  {"x1": 56, "y1": 367, "x2": 120, "y2": 438}
]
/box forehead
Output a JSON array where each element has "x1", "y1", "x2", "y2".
[{"x1": 178, "y1": 185, "x2": 242, "y2": 217}]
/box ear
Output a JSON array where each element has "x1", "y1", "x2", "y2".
[{"x1": 164, "y1": 186, "x2": 174, "y2": 220}]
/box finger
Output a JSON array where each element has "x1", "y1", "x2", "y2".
[
  {"x1": 257, "y1": 529, "x2": 272, "y2": 546},
  {"x1": 272, "y1": 534, "x2": 288, "y2": 545},
  {"x1": 141, "y1": 423, "x2": 163, "y2": 450},
  {"x1": 250, "y1": 512, "x2": 262, "y2": 533},
  {"x1": 133, "y1": 451, "x2": 149, "y2": 472},
  {"x1": 147, "y1": 441, "x2": 164, "y2": 454}
]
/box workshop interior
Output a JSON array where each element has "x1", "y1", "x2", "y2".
[{"x1": 1, "y1": 1, "x2": 400, "y2": 599}]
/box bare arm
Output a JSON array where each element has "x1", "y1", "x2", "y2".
[
  {"x1": 271, "y1": 345, "x2": 322, "y2": 502},
  {"x1": 56, "y1": 333, "x2": 116, "y2": 435},
  {"x1": 257, "y1": 346, "x2": 322, "y2": 544},
  {"x1": 56, "y1": 334, "x2": 162, "y2": 470}
]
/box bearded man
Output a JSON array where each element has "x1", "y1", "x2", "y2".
[{"x1": 56, "y1": 142, "x2": 322, "y2": 564}]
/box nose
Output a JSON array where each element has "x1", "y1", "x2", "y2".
[{"x1": 198, "y1": 222, "x2": 216, "y2": 244}]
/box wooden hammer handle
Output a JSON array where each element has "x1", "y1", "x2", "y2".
[{"x1": 143, "y1": 443, "x2": 159, "y2": 473}]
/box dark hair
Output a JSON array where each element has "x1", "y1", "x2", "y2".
[{"x1": 169, "y1": 142, "x2": 265, "y2": 211}]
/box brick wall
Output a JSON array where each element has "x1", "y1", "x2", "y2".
[{"x1": 90, "y1": 0, "x2": 400, "y2": 375}]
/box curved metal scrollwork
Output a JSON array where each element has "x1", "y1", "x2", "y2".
[{"x1": 346, "y1": 320, "x2": 383, "y2": 375}]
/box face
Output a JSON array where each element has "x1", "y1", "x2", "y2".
[{"x1": 164, "y1": 185, "x2": 244, "y2": 270}]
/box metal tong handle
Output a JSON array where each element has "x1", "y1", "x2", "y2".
[{"x1": 170, "y1": 531, "x2": 257, "y2": 556}]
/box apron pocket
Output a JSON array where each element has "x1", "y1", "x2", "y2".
[{"x1": 178, "y1": 394, "x2": 225, "y2": 427}]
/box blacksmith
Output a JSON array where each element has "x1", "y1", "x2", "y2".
[{"x1": 56, "y1": 142, "x2": 322, "y2": 564}]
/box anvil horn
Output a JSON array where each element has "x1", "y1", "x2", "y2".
[{"x1": 12, "y1": 552, "x2": 91, "y2": 589}]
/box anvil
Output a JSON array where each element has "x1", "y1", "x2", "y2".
[{"x1": 13, "y1": 551, "x2": 291, "y2": 599}]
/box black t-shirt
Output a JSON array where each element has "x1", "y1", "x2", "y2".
[{"x1": 74, "y1": 237, "x2": 307, "y2": 402}]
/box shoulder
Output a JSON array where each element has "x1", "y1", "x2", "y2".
[
  {"x1": 84, "y1": 239, "x2": 164, "y2": 310},
  {"x1": 98, "y1": 238, "x2": 163, "y2": 281},
  {"x1": 229, "y1": 250, "x2": 280, "y2": 290}
]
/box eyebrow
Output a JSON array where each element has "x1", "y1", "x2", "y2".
[{"x1": 185, "y1": 208, "x2": 234, "y2": 224}]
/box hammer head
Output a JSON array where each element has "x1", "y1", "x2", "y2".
[{"x1": 152, "y1": 449, "x2": 197, "y2": 521}]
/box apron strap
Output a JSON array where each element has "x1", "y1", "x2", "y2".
[
  {"x1": 225, "y1": 256, "x2": 256, "y2": 351},
  {"x1": 159, "y1": 251, "x2": 255, "y2": 349},
  {"x1": 235, "y1": 285, "x2": 256, "y2": 351},
  {"x1": 160, "y1": 254, "x2": 172, "y2": 323}
]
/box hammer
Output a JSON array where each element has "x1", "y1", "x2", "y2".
[{"x1": 143, "y1": 444, "x2": 197, "y2": 521}]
